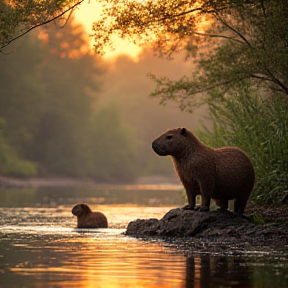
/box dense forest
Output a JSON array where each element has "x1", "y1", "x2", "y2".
[{"x1": 0, "y1": 19, "x2": 204, "y2": 183}]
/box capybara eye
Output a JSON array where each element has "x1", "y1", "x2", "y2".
[{"x1": 166, "y1": 135, "x2": 173, "y2": 140}]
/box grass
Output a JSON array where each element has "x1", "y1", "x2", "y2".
[{"x1": 198, "y1": 84, "x2": 288, "y2": 205}]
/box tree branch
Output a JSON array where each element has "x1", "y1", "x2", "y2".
[
  {"x1": 193, "y1": 31, "x2": 245, "y2": 45},
  {"x1": 138, "y1": 6, "x2": 212, "y2": 29},
  {"x1": 215, "y1": 11, "x2": 252, "y2": 48},
  {"x1": 0, "y1": 0, "x2": 85, "y2": 51}
]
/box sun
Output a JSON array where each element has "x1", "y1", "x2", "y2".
[{"x1": 73, "y1": 1, "x2": 142, "y2": 61}]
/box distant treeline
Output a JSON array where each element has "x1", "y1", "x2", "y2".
[
  {"x1": 0, "y1": 20, "x2": 204, "y2": 183},
  {"x1": 0, "y1": 21, "x2": 140, "y2": 182}
]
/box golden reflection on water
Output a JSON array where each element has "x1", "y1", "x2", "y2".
[
  {"x1": 1, "y1": 189, "x2": 287, "y2": 288},
  {"x1": 9, "y1": 232, "x2": 186, "y2": 288},
  {"x1": 0, "y1": 203, "x2": 257, "y2": 288},
  {"x1": 1, "y1": 205, "x2": 189, "y2": 287}
]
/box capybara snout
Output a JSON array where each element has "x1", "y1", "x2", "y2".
[
  {"x1": 152, "y1": 142, "x2": 167, "y2": 156},
  {"x1": 72, "y1": 204, "x2": 85, "y2": 216}
]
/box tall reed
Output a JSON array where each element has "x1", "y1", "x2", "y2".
[{"x1": 198, "y1": 85, "x2": 288, "y2": 205}]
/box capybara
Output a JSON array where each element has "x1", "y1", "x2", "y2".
[
  {"x1": 72, "y1": 204, "x2": 108, "y2": 228},
  {"x1": 152, "y1": 128, "x2": 255, "y2": 214}
]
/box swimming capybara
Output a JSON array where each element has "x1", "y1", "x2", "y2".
[
  {"x1": 152, "y1": 128, "x2": 255, "y2": 214},
  {"x1": 72, "y1": 204, "x2": 108, "y2": 228}
]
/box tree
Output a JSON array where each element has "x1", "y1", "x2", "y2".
[
  {"x1": 0, "y1": 0, "x2": 84, "y2": 52},
  {"x1": 27, "y1": 20, "x2": 104, "y2": 176},
  {"x1": 93, "y1": 0, "x2": 288, "y2": 109},
  {"x1": 0, "y1": 19, "x2": 102, "y2": 177},
  {"x1": 0, "y1": 119, "x2": 37, "y2": 177},
  {"x1": 89, "y1": 105, "x2": 138, "y2": 183},
  {"x1": 0, "y1": 32, "x2": 48, "y2": 154},
  {"x1": 0, "y1": 18, "x2": 143, "y2": 182}
]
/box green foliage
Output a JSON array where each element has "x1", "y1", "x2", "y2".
[
  {"x1": 249, "y1": 214, "x2": 265, "y2": 225},
  {"x1": 102, "y1": 0, "x2": 288, "y2": 109},
  {"x1": 198, "y1": 84, "x2": 288, "y2": 205},
  {"x1": 0, "y1": 123, "x2": 37, "y2": 177},
  {"x1": 0, "y1": 0, "x2": 83, "y2": 51},
  {"x1": 93, "y1": 0, "x2": 199, "y2": 56},
  {"x1": 0, "y1": 20, "x2": 140, "y2": 183},
  {"x1": 89, "y1": 105, "x2": 139, "y2": 183}
]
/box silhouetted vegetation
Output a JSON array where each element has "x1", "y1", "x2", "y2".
[
  {"x1": 198, "y1": 84, "x2": 288, "y2": 204},
  {"x1": 0, "y1": 0, "x2": 83, "y2": 51},
  {"x1": 0, "y1": 20, "x2": 139, "y2": 182}
]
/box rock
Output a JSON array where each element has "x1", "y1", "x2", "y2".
[
  {"x1": 126, "y1": 218, "x2": 159, "y2": 236},
  {"x1": 126, "y1": 206, "x2": 288, "y2": 254},
  {"x1": 126, "y1": 208, "x2": 251, "y2": 237}
]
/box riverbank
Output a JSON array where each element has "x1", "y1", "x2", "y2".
[
  {"x1": 0, "y1": 175, "x2": 180, "y2": 189},
  {"x1": 0, "y1": 176, "x2": 97, "y2": 188},
  {"x1": 126, "y1": 205, "x2": 288, "y2": 256}
]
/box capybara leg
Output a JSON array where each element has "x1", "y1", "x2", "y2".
[
  {"x1": 182, "y1": 189, "x2": 195, "y2": 210},
  {"x1": 234, "y1": 197, "x2": 247, "y2": 214},
  {"x1": 214, "y1": 199, "x2": 228, "y2": 211},
  {"x1": 200, "y1": 196, "x2": 210, "y2": 212},
  {"x1": 183, "y1": 180, "x2": 200, "y2": 210},
  {"x1": 199, "y1": 182, "x2": 213, "y2": 212}
]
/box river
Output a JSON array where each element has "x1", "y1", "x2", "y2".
[{"x1": 0, "y1": 185, "x2": 288, "y2": 287}]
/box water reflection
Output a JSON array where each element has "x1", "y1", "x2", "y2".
[
  {"x1": 185, "y1": 256, "x2": 253, "y2": 288},
  {"x1": 0, "y1": 186, "x2": 288, "y2": 287},
  {"x1": 2, "y1": 226, "x2": 186, "y2": 287}
]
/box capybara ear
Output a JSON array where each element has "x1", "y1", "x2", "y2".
[{"x1": 181, "y1": 128, "x2": 187, "y2": 135}]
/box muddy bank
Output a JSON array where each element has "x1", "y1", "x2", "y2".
[{"x1": 126, "y1": 206, "x2": 288, "y2": 255}]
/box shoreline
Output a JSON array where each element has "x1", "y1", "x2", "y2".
[
  {"x1": 125, "y1": 205, "x2": 288, "y2": 255},
  {"x1": 0, "y1": 176, "x2": 97, "y2": 189},
  {"x1": 0, "y1": 175, "x2": 181, "y2": 189}
]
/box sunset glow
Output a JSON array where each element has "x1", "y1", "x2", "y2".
[{"x1": 73, "y1": 1, "x2": 142, "y2": 60}]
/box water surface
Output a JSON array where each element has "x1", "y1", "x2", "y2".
[{"x1": 0, "y1": 185, "x2": 288, "y2": 287}]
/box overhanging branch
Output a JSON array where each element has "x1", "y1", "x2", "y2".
[{"x1": 0, "y1": 0, "x2": 85, "y2": 51}]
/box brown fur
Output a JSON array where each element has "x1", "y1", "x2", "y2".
[
  {"x1": 72, "y1": 204, "x2": 108, "y2": 228},
  {"x1": 152, "y1": 128, "x2": 255, "y2": 214}
]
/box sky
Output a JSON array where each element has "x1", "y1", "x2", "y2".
[{"x1": 73, "y1": 0, "x2": 142, "y2": 61}]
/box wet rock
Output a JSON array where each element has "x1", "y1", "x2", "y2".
[
  {"x1": 126, "y1": 208, "x2": 251, "y2": 237},
  {"x1": 126, "y1": 207, "x2": 288, "y2": 248},
  {"x1": 126, "y1": 206, "x2": 288, "y2": 255}
]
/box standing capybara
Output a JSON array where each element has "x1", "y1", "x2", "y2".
[
  {"x1": 72, "y1": 204, "x2": 108, "y2": 228},
  {"x1": 152, "y1": 128, "x2": 255, "y2": 214}
]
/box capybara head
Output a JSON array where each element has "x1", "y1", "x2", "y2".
[
  {"x1": 72, "y1": 203, "x2": 92, "y2": 217},
  {"x1": 152, "y1": 128, "x2": 195, "y2": 157}
]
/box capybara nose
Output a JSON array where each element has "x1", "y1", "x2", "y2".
[
  {"x1": 152, "y1": 142, "x2": 166, "y2": 156},
  {"x1": 152, "y1": 142, "x2": 160, "y2": 153}
]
